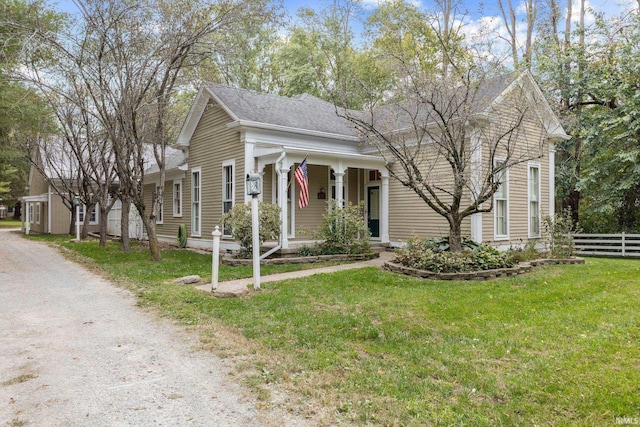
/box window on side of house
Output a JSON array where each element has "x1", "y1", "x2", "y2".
[
  {"x1": 222, "y1": 161, "x2": 234, "y2": 236},
  {"x1": 529, "y1": 164, "x2": 541, "y2": 237},
  {"x1": 78, "y1": 205, "x2": 85, "y2": 224},
  {"x1": 89, "y1": 205, "x2": 98, "y2": 225},
  {"x1": 35, "y1": 203, "x2": 41, "y2": 224},
  {"x1": 173, "y1": 180, "x2": 182, "y2": 217},
  {"x1": 155, "y1": 185, "x2": 163, "y2": 225},
  {"x1": 494, "y1": 165, "x2": 509, "y2": 239},
  {"x1": 192, "y1": 168, "x2": 201, "y2": 236}
]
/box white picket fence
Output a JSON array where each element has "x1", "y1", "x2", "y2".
[{"x1": 574, "y1": 233, "x2": 640, "y2": 258}]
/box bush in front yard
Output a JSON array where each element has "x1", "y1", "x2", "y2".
[
  {"x1": 316, "y1": 200, "x2": 371, "y2": 255},
  {"x1": 221, "y1": 202, "x2": 281, "y2": 258},
  {"x1": 393, "y1": 237, "x2": 515, "y2": 273}
]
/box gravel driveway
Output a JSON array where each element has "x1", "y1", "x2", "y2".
[{"x1": 0, "y1": 230, "x2": 302, "y2": 426}]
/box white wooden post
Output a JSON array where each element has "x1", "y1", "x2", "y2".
[
  {"x1": 251, "y1": 195, "x2": 260, "y2": 289},
  {"x1": 211, "y1": 226, "x2": 222, "y2": 291},
  {"x1": 75, "y1": 204, "x2": 80, "y2": 241}
]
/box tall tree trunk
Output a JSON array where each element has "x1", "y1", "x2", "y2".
[
  {"x1": 140, "y1": 214, "x2": 161, "y2": 261},
  {"x1": 448, "y1": 214, "x2": 463, "y2": 252},
  {"x1": 121, "y1": 197, "x2": 131, "y2": 252},
  {"x1": 99, "y1": 206, "x2": 109, "y2": 248}
]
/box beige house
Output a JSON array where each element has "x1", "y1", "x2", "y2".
[
  {"x1": 21, "y1": 147, "x2": 101, "y2": 236},
  {"x1": 146, "y1": 71, "x2": 569, "y2": 251}
]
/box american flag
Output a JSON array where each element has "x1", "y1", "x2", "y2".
[{"x1": 294, "y1": 158, "x2": 309, "y2": 209}]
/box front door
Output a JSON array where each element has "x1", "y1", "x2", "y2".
[{"x1": 367, "y1": 185, "x2": 380, "y2": 238}]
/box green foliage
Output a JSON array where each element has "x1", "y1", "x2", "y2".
[
  {"x1": 315, "y1": 200, "x2": 371, "y2": 255},
  {"x1": 507, "y1": 240, "x2": 544, "y2": 262},
  {"x1": 177, "y1": 224, "x2": 187, "y2": 248},
  {"x1": 544, "y1": 209, "x2": 579, "y2": 259},
  {"x1": 221, "y1": 202, "x2": 281, "y2": 258},
  {"x1": 393, "y1": 237, "x2": 515, "y2": 273}
]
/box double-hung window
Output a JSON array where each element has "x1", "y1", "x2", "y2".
[
  {"x1": 155, "y1": 186, "x2": 163, "y2": 224},
  {"x1": 222, "y1": 161, "x2": 234, "y2": 236},
  {"x1": 529, "y1": 164, "x2": 541, "y2": 237},
  {"x1": 78, "y1": 205, "x2": 98, "y2": 225},
  {"x1": 173, "y1": 180, "x2": 182, "y2": 217},
  {"x1": 35, "y1": 203, "x2": 41, "y2": 224},
  {"x1": 494, "y1": 164, "x2": 509, "y2": 239},
  {"x1": 191, "y1": 168, "x2": 201, "y2": 236}
]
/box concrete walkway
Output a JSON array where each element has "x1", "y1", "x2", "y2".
[{"x1": 196, "y1": 251, "x2": 394, "y2": 297}]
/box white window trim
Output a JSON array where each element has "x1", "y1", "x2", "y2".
[
  {"x1": 173, "y1": 179, "x2": 183, "y2": 217},
  {"x1": 35, "y1": 202, "x2": 41, "y2": 225},
  {"x1": 77, "y1": 205, "x2": 99, "y2": 226},
  {"x1": 155, "y1": 186, "x2": 164, "y2": 225},
  {"x1": 494, "y1": 163, "x2": 509, "y2": 241},
  {"x1": 222, "y1": 160, "x2": 235, "y2": 237},
  {"x1": 528, "y1": 162, "x2": 541, "y2": 238},
  {"x1": 191, "y1": 167, "x2": 202, "y2": 237}
]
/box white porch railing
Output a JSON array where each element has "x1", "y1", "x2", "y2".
[{"x1": 574, "y1": 233, "x2": 640, "y2": 258}]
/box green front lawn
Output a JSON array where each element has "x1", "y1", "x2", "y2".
[
  {"x1": 0, "y1": 218, "x2": 21, "y2": 228},
  {"x1": 26, "y1": 234, "x2": 640, "y2": 425}
]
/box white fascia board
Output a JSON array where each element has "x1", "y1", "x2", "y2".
[
  {"x1": 228, "y1": 120, "x2": 361, "y2": 143},
  {"x1": 281, "y1": 145, "x2": 386, "y2": 170},
  {"x1": 240, "y1": 127, "x2": 362, "y2": 155},
  {"x1": 22, "y1": 194, "x2": 49, "y2": 202},
  {"x1": 174, "y1": 86, "x2": 210, "y2": 148}
]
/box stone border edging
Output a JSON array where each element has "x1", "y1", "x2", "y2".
[
  {"x1": 222, "y1": 252, "x2": 379, "y2": 266},
  {"x1": 383, "y1": 257, "x2": 585, "y2": 281}
]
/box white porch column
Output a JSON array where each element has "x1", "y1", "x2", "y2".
[
  {"x1": 279, "y1": 163, "x2": 290, "y2": 249},
  {"x1": 549, "y1": 142, "x2": 556, "y2": 218},
  {"x1": 334, "y1": 171, "x2": 345, "y2": 207},
  {"x1": 381, "y1": 173, "x2": 390, "y2": 244},
  {"x1": 333, "y1": 160, "x2": 346, "y2": 208}
]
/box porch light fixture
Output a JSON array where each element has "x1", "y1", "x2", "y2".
[{"x1": 246, "y1": 173, "x2": 261, "y2": 196}]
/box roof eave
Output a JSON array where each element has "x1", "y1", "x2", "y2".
[{"x1": 227, "y1": 120, "x2": 361, "y2": 142}]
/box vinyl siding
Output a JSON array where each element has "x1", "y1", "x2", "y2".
[
  {"x1": 387, "y1": 146, "x2": 472, "y2": 242},
  {"x1": 294, "y1": 164, "x2": 329, "y2": 238},
  {"x1": 184, "y1": 104, "x2": 244, "y2": 241},
  {"x1": 482, "y1": 90, "x2": 549, "y2": 246}
]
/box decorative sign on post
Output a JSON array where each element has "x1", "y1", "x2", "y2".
[{"x1": 246, "y1": 173, "x2": 261, "y2": 289}]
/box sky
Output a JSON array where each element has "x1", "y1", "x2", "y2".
[{"x1": 50, "y1": 0, "x2": 636, "y2": 59}]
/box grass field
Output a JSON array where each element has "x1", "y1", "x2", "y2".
[
  {"x1": 0, "y1": 218, "x2": 21, "y2": 228},
  {"x1": 24, "y1": 234, "x2": 640, "y2": 426}
]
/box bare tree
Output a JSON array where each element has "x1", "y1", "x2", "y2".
[
  {"x1": 19, "y1": 0, "x2": 277, "y2": 260},
  {"x1": 497, "y1": 0, "x2": 537, "y2": 69},
  {"x1": 339, "y1": 67, "x2": 545, "y2": 252}
]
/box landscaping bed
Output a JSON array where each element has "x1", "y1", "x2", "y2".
[{"x1": 384, "y1": 256, "x2": 584, "y2": 280}]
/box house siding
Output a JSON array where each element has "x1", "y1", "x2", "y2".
[
  {"x1": 171, "y1": 104, "x2": 244, "y2": 243},
  {"x1": 482, "y1": 91, "x2": 550, "y2": 247},
  {"x1": 293, "y1": 164, "x2": 329, "y2": 238}
]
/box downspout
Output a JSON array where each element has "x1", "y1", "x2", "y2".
[
  {"x1": 47, "y1": 184, "x2": 52, "y2": 234},
  {"x1": 262, "y1": 150, "x2": 286, "y2": 259}
]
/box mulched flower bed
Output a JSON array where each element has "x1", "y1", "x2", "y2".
[{"x1": 383, "y1": 257, "x2": 585, "y2": 281}]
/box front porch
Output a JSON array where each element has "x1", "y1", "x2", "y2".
[{"x1": 250, "y1": 146, "x2": 390, "y2": 250}]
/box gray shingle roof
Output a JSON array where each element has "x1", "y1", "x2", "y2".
[
  {"x1": 203, "y1": 72, "x2": 519, "y2": 138},
  {"x1": 204, "y1": 83, "x2": 360, "y2": 138}
]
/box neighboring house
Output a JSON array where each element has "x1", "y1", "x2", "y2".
[
  {"x1": 21, "y1": 147, "x2": 96, "y2": 235},
  {"x1": 145, "y1": 70, "x2": 568, "y2": 251}
]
